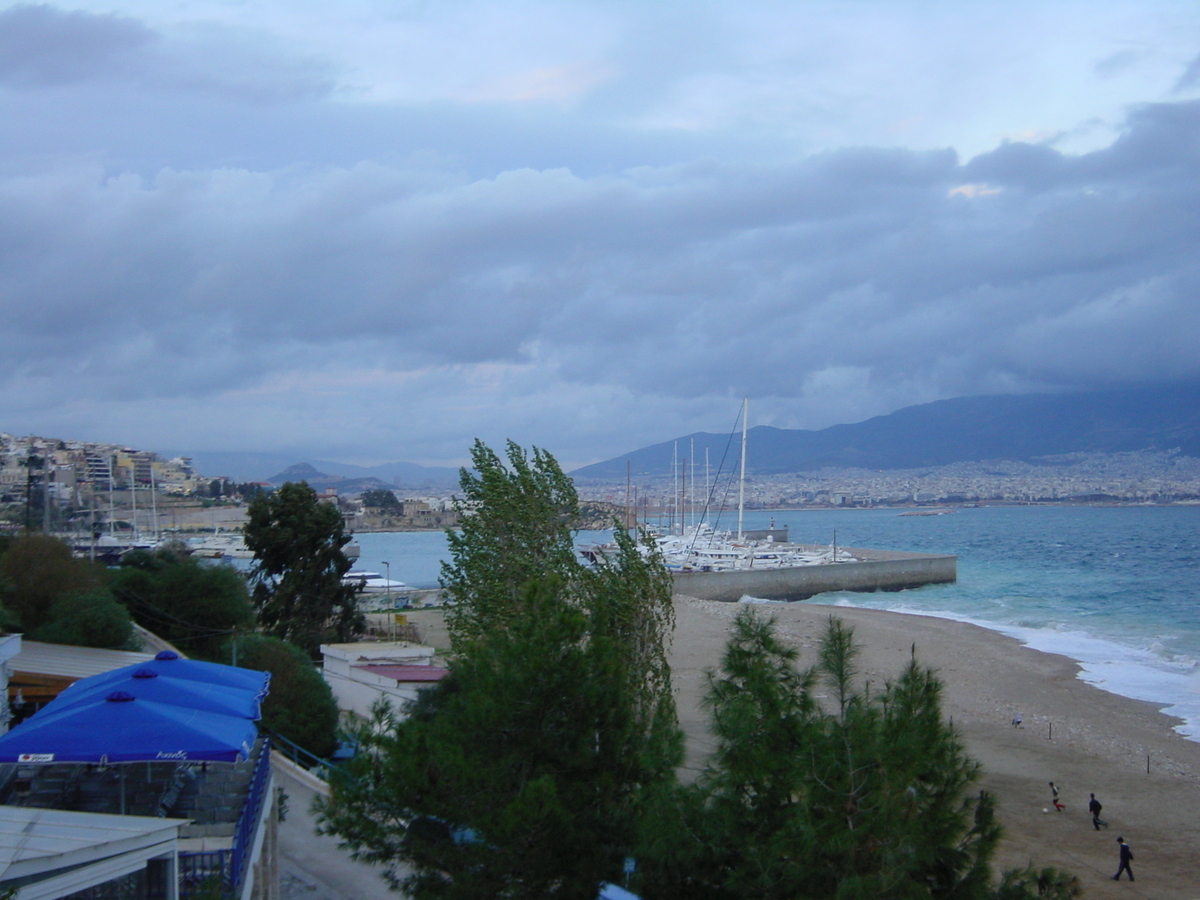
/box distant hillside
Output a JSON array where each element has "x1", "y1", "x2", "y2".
[
  {"x1": 265, "y1": 462, "x2": 392, "y2": 494},
  {"x1": 570, "y1": 382, "x2": 1200, "y2": 479},
  {"x1": 179, "y1": 452, "x2": 461, "y2": 486},
  {"x1": 267, "y1": 462, "x2": 327, "y2": 484}
]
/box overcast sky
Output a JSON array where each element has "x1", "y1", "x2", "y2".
[{"x1": 4, "y1": 0, "x2": 1200, "y2": 469}]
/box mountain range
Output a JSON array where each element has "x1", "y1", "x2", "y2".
[
  {"x1": 568, "y1": 382, "x2": 1200, "y2": 480},
  {"x1": 178, "y1": 452, "x2": 461, "y2": 487},
  {"x1": 178, "y1": 382, "x2": 1200, "y2": 486}
]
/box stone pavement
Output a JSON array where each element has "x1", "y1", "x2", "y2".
[{"x1": 273, "y1": 761, "x2": 399, "y2": 900}]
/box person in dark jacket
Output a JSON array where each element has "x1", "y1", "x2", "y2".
[
  {"x1": 1113, "y1": 836, "x2": 1134, "y2": 881},
  {"x1": 1089, "y1": 793, "x2": 1108, "y2": 830}
]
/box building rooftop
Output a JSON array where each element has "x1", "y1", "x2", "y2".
[
  {"x1": 11, "y1": 641, "x2": 154, "y2": 683},
  {"x1": 352, "y1": 665, "x2": 448, "y2": 683}
]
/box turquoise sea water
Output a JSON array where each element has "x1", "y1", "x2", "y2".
[{"x1": 351, "y1": 506, "x2": 1200, "y2": 739}]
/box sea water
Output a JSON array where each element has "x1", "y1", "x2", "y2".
[{"x1": 351, "y1": 506, "x2": 1200, "y2": 739}]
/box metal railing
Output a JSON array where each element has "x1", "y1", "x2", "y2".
[
  {"x1": 229, "y1": 735, "x2": 272, "y2": 899},
  {"x1": 179, "y1": 850, "x2": 232, "y2": 899},
  {"x1": 266, "y1": 729, "x2": 356, "y2": 788},
  {"x1": 179, "y1": 735, "x2": 272, "y2": 900},
  {"x1": 266, "y1": 729, "x2": 326, "y2": 772}
]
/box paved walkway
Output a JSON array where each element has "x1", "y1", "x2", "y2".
[{"x1": 273, "y1": 762, "x2": 400, "y2": 900}]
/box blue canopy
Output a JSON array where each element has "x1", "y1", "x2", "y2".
[
  {"x1": 50, "y1": 667, "x2": 262, "y2": 721},
  {"x1": 0, "y1": 691, "x2": 258, "y2": 764},
  {"x1": 77, "y1": 651, "x2": 270, "y2": 699}
]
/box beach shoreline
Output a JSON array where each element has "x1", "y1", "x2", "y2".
[
  {"x1": 669, "y1": 597, "x2": 1200, "y2": 899},
  {"x1": 401, "y1": 597, "x2": 1198, "y2": 896}
]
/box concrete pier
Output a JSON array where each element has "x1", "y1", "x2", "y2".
[{"x1": 671, "y1": 547, "x2": 957, "y2": 602}]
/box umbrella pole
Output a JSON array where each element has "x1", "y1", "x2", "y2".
[{"x1": 120, "y1": 766, "x2": 126, "y2": 815}]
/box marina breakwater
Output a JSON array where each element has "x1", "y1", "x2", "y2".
[
  {"x1": 351, "y1": 553, "x2": 956, "y2": 609},
  {"x1": 671, "y1": 547, "x2": 958, "y2": 602}
]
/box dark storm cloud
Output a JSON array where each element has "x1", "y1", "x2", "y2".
[
  {"x1": 4, "y1": 97, "x2": 1200, "y2": 433},
  {"x1": 0, "y1": 4, "x2": 152, "y2": 86},
  {"x1": 0, "y1": 3, "x2": 333, "y2": 102}
]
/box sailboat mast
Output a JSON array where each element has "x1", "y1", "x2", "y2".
[
  {"x1": 737, "y1": 398, "x2": 747, "y2": 541},
  {"x1": 689, "y1": 438, "x2": 695, "y2": 530},
  {"x1": 671, "y1": 441, "x2": 678, "y2": 533},
  {"x1": 130, "y1": 459, "x2": 138, "y2": 541},
  {"x1": 107, "y1": 454, "x2": 115, "y2": 536}
]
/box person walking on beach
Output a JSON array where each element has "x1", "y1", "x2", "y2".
[
  {"x1": 1049, "y1": 782, "x2": 1065, "y2": 811},
  {"x1": 1113, "y1": 836, "x2": 1134, "y2": 881},
  {"x1": 1089, "y1": 793, "x2": 1108, "y2": 830}
]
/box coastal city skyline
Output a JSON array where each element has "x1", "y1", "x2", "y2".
[
  {"x1": 6, "y1": 427, "x2": 1198, "y2": 513},
  {"x1": 4, "y1": 1, "x2": 1200, "y2": 469}
]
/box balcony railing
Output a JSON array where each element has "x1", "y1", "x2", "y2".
[{"x1": 179, "y1": 735, "x2": 272, "y2": 900}]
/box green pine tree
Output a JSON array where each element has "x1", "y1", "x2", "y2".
[
  {"x1": 440, "y1": 439, "x2": 582, "y2": 646},
  {"x1": 639, "y1": 610, "x2": 1021, "y2": 900},
  {"x1": 318, "y1": 441, "x2": 681, "y2": 899}
]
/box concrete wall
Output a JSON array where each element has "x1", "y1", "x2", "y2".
[
  {"x1": 672, "y1": 548, "x2": 956, "y2": 602},
  {"x1": 325, "y1": 669, "x2": 424, "y2": 720}
]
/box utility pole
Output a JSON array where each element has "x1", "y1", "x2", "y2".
[
  {"x1": 625, "y1": 461, "x2": 632, "y2": 531},
  {"x1": 23, "y1": 445, "x2": 42, "y2": 533},
  {"x1": 150, "y1": 462, "x2": 160, "y2": 540},
  {"x1": 24, "y1": 449, "x2": 33, "y2": 533}
]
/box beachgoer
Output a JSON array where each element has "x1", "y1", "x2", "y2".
[
  {"x1": 974, "y1": 789, "x2": 990, "y2": 827},
  {"x1": 1049, "y1": 782, "x2": 1065, "y2": 811},
  {"x1": 1112, "y1": 837, "x2": 1134, "y2": 881},
  {"x1": 1011, "y1": 713, "x2": 1022, "y2": 727},
  {"x1": 1089, "y1": 793, "x2": 1108, "y2": 830}
]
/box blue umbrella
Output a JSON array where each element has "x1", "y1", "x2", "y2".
[
  {"x1": 77, "y1": 651, "x2": 270, "y2": 699},
  {"x1": 0, "y1": 691, "x2": 258, "y2": 764},
  {"x1": 50, "y1": 667, "x2": 262, "y2": 720}
]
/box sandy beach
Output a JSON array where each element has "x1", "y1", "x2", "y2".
[
  {"x1": 403, "y1": 599, "x2": 1200, "y2": 897},
  {"x1": 670, "y1": 598, "x2": 1200, "y2": 899}
]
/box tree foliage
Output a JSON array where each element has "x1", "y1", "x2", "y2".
[
  {"x1": 440, "y1": 439, "x2": 678, "y2": 771},
  {"x1": 110, "y1": 544, "x2": 254, "y2": 660},
  {"x1": 29, "y1": 589, "x2": 138, "y2": 650},
  {"x1": 322, "y1": 577, "x2": 666, "y2": 898},
  {"x1": 638, "y1": 610, "x2": 1072, "y2": 900},
  {"x1": 440, "y1": 439, "x2": 582, "y2": 645},
  {"x1": 319, "y1": 440, "x2": 680, "y2": 899},
  {"x1": 360, "y1": 489, "x2": 400, "y2": 509},
  {"x1": 0, "y1": 533, "x2": 108, "y2": 632},
  {"x1": 244, "y1": 481, "x2": 363, "y2": 657},
  {"x1": 0, "y1": 534, "x2": 135, "y2": 649},
  {"x1": 226, "y1": 633, "x2": 340, "y2": 759}
]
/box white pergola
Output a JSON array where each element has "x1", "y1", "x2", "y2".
[{"x1": 0, "y1": 805, "x2": 185, "y2": 900}]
